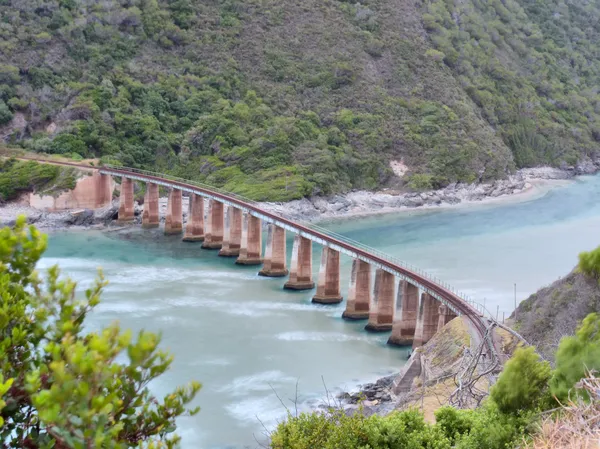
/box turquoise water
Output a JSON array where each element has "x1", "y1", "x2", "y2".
[{"x1": 41, "y1": 175, "x2": 600, "y2": 448}]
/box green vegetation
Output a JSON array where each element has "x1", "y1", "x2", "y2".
[
  {"x1": 272, "y1": 314, "x2": 600, "y2": 449},
  {"x1": 2, "y1": 1, "x2": 600, "y2": 199},
  {"x1": 0, "y1": 217, "x2": 200, "y2": 447},
  {"x1": 0, "y1": 158, "x2": 78, "y2": 203},
  {"x1": 0, "y1": 0, "x2": 517, "y2": 199},
  {"x1": 578, "y1": 245, "x2": 600, "y2": 280},
  {"x1": 551, "y1": 312, "x2": 600, "y2": 401},
  {"x1": 423, "y1": 0, "x2": 600, "y2": 168}
]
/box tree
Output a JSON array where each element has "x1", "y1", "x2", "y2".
[
  {"x1": 551, "y1": 313, "x2": 600, "y2": 401},
  {"x1": 0, "y1": 217, "x2": 200, "y2": 448},
  {"x1": 490, "y1": 346, "x2": 551, "y2": 415}
]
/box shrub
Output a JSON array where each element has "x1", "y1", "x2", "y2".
[
  {"x1": 551, "y1": 313, "x2": 600, "y2": 401},
  {"x1": 490, "y1": 346, "x2": 552, "y2": 415},
  {"x1": 0, "y1": 217, "x2": 201, "y2": 447},
  {"x1": 578, "y1": 246, "x2": 600, "y2": 280}
]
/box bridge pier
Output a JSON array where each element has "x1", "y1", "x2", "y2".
[
  {"x1": 236, "y1": 214, "x2": 263, "y2": 265},
  {"x1": 164, "y1": 189, "x2": 183, "y2": 235},
  {"x1": 219, "y1": 206, "x2": 243, "y2": 256},
  {"x1": 312, "y1": 247, "x2": 342, "y2": 304},
  {"x1": 284, "y1": 235, "x2": 315, "y2": 290},
  {"x1": 117, "y1": 177, "x2": 135, "y2": 223},
  {"x1": 437, "y1": 304, "x2": 456, "y2": 331},
  {"x1": 413, "y1": 293, "x2": 440, "y2": 349},
  {"x1": 388, "y1": 281, "x2": 420, "y2": 346},
  {"x1": 202, "y1": 200, "x2": 224, "y2": 249},
  {"x1": 183, "y1": 194, "x2": 204, "y2": 241},
  {"x1": 343, "y1": 259, "x2": 371, "y2": 320},
  {"x1": 365, "y1": 269, "x2": 395, "y2": 332},
  {"x1": 142, "y1": 183, "x2": 159, "y2": 228},
  {"x1": 259, "y1": 224, "x2": 288, "y2": 277}
]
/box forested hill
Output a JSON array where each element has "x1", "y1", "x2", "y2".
[{"x1": 1, "y1": 0, "x2": 599, "y2": 201}]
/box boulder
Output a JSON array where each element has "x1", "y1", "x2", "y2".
[{"x1": 65, "y1": 209, "x2": 95, "y2": 226}]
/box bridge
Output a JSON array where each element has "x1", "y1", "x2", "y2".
[{"x1": 11, "y1": 158, "x2": 502, "y2": 359}]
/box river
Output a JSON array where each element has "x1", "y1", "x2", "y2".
[{"x1": 40, "y1": 174, "x2": 600, "y2": 448}]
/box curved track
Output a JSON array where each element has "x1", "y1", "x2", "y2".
[{"x1": 11, "y1": 157, "x2": 500, "y2": 366}]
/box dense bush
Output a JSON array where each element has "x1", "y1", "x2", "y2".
[{"x1": 422, "y1": 0, "x2": 600, "y2": 168}]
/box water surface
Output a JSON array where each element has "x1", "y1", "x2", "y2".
[{"x1": 42, "y1": 175, "x2": 600, "y2": 448}]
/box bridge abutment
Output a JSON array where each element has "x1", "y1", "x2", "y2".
[
  {"x1": 259, "y1": 224, "x2": 288, "y2": 277},
  {"x1": 388, "y1": 281, "x2": 419, "y2": 346},
  {"x1": 183, "y1": 193, "x2": 204, "y2": 241},
  {"x1": 164, "y1": 189, "x2": 183, "y2": 235},
  {"x1": 142, "y1": 183, "x2": 159, "y2": 228},
  {"x1": 117, "y1": 177, "x2": 135, "y2": 223},
  {"x1": 413, "y1": 293, "x2": 440, "y2": 348},
  {"x1": 219, "y1": 206, "x2": 243, "y2": 256},
  {"x1": 342, "y1": 259, "x2": 371, "y2": 320},
  {"x1": 312, "y1": 247, "x2": 342, "y2": 304},
  {"x1": 437, "y1": 304, "x2": 456, "y2": 331},
  {"x1": 236, "y1": 214, "x2": 263, "y2": 265},
  {"x1": 365, "y1": 269, "x2": 395, "y2": 332},
  {"x1": 202, "y1": 200, "x2": 224, "y2": 249},
  {"x1": 284, "y1": 235, "x2": 315, "y2": 290},
  {"x1": 96, "y1": 173, "x2": 114, "y2": 208}
]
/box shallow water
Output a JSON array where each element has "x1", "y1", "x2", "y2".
[{"x1": 42, "y1": 174, "x2": 600, "y2": 448}]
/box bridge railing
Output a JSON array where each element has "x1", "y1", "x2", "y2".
[{"x1": 102, "y1": 164, "x2": 488, "y2": 316}]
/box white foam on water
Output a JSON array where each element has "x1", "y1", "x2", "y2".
[
  {"x1": 275, "y1": 331, "x2": 369, "y2": 342},
  {"x1": 190, "y1": 358, "x2": 233, "y2": 367},
  {"x1": 224, "y1": 395, "x2": 287, "y2": 428},
  {"x1": 95, "y1": 300, "x2": 168, "y2": 315},
  {"x1": 217, "y1": 370, "x2": 297, "y2": 395}
]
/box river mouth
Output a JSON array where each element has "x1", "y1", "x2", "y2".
[{"x1": 41, "y1": 174, "x2": 600, "y2": 448}]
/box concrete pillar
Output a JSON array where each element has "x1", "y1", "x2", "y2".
[
  {"x1": 284, "y1": 235, "x2": 315, "y2": 290},
  {"x1": 342, "y1": 259, "x2": 371, "y2": 320},
  {"x1": 236, "y1": 214, "x2": 263, "y2": 265},
  {"x1": 164, "y1": 189, "x2": 183, "y2": 235},
  {"x1": 437, "y1": 304, "x2": 457, "y2": 331},
  {"x1": 259, "y1": 224, "x2": 288, "y2": 277},
  {"x1": 388, "y1": 281, "x2": 420, "y2": 346},
  {"x1": 413, "y1": 293, "x2": 441, "y2": 349},
  {"x1": 312, "y1": 247, "x2": 342, "y2": 304},
  {"x1": 117, "y1": 177, "x2": 134, "y2": 223},
  {"x1": 219, "y1": 206, "x2": 242, "y2": 256},
  {"x1": 365, "y1": 269, "x2": 395, "y2": 332},
  {"x1": 183, "y1": 194, "x2": 204, "y2": 241},
  {"x1": 96, "y1": 173, "x2": 114, "y2": 208},
  {"x1": 142, "y1": 183, "x2": 160, "y2": 229},
  {"x1": 202, "y1": 200, "x2": 224, "y2": 249}
]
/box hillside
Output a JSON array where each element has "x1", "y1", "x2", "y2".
[
  {"x1": 1, "y1": 0, "x2": 599, "y2": 201},
  {"x1": 513, "y1": 268, "x2": 600, "y2": 362}
]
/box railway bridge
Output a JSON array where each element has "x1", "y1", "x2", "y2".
[{"x1": 12, "y1": 159, "x2": 501, "y2": 356}]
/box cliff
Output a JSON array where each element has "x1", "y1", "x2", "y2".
[{"x1": 512, "y1": 268, "x2": 600, "y2": 362}]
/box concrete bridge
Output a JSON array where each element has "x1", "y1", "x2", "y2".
[{"x1": 15, "y1": 159, "x2": 499, "y2": 354}]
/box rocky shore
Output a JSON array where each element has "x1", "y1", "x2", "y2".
[
  {"x1": 0, "y1": 164, "x2": 595, "y2": 230},
  {"x1": 258, "y1": 166, "x2": 590, "y2": 222}
]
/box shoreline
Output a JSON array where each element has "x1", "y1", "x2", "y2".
[
  {"x1": 257, "y1": 167, "x2": 579, "y2": 224},
  {"x1": 0, "y1": 166, "x2": 588, "y2": 230}
]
